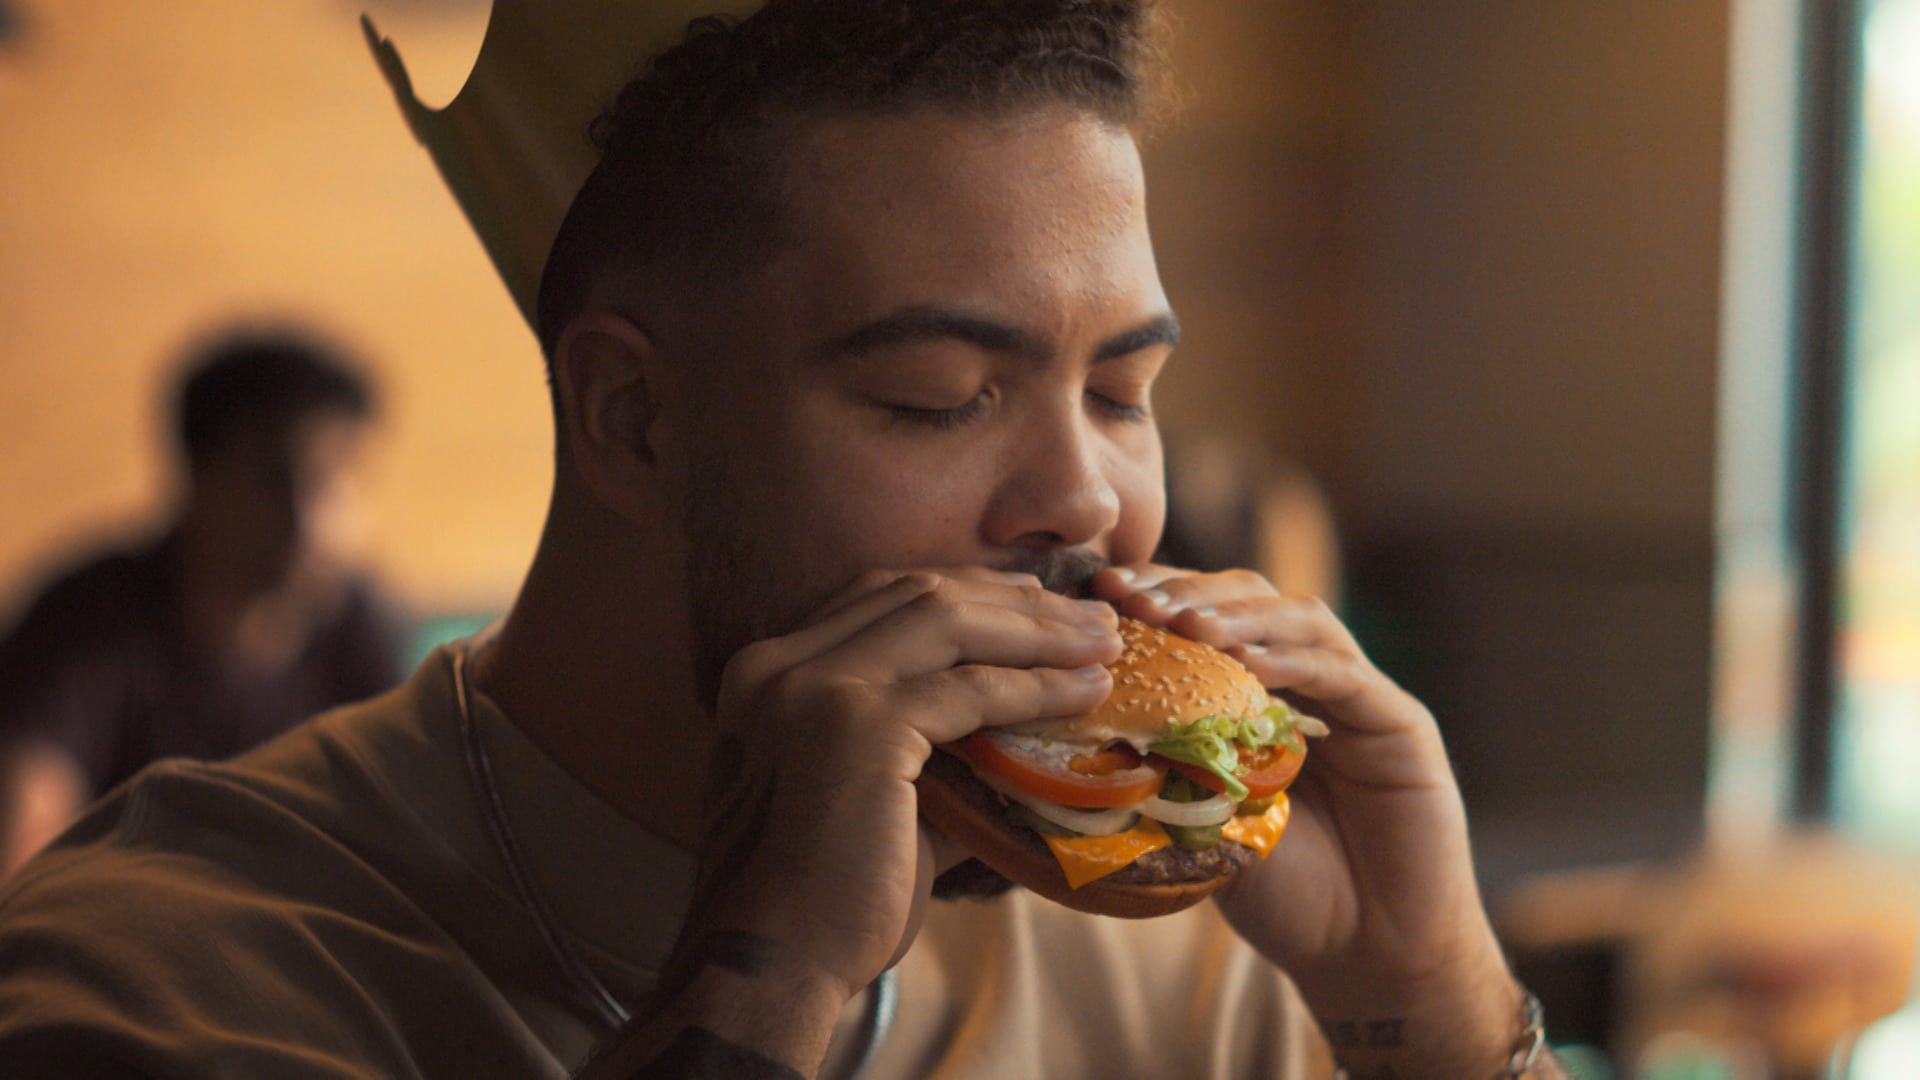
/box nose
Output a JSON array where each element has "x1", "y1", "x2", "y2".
[{"x1": 982, "y1": 404, "x2": 1122, "y2": 551}]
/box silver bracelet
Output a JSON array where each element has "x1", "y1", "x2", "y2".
[{"x1": 1329, "y1": 986, "x2": 1546, "y2": 1080}]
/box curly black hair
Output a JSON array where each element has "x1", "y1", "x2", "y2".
[{"x1": 535, "y1": 0, "x2": 1165, "y2": 360}]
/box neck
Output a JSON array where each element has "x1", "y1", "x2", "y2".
[{"x1": 472, "y1": 482, "x2": 713, "y2": 852}]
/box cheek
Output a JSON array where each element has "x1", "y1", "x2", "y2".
[
  {"x1": 1107, "y1": 446, "x2": 1166, "y2": 565},
  {"x1": 787, "y1": 439, "x2": 989, "y2": 566}
]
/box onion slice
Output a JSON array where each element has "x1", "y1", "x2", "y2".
[
  {"x1": 1138, "y1": 792, "x2": 1235, "y2": 827},
  {"x1": 974, "y1": 771, "x2": 1140, "y2": 836}
]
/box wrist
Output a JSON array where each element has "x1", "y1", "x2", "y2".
[
  {"x1": 582, "y1": 928, "x2": 851, "y2": 1079},
  {"x1": 670, "y1": 954, "x2": 849, "y2": 1071},
  {"x1": 1301, "y1": 939, "x2": 1538, "y2": 1079},
  {"x1": 1324, "y1": 984, "x2": 1545, "y2": 1080}
]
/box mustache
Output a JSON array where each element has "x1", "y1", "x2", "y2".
[{"x1": 992, "y1": 548, "x2": 1110, "y2": 599}]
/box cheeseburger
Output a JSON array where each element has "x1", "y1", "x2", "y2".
[{"x1": 916, "y1": 617, "x2": 1327, "y2": 918}]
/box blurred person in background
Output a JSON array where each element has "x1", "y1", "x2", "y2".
[
  {"x1": 1157, "y1": 435, "x2": 1343, "y2": 607},
  {"x1": 0, "y1": 327, "x2": 406, "y2": 878}
]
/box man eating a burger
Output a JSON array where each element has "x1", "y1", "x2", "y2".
[{"x1": 0, "y1": 1, "x2": 1566, "y2": 1077}]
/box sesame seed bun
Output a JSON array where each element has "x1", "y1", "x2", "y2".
[{"x1": 1003, "y1": 617, "x2": 1270, "y2": 747}]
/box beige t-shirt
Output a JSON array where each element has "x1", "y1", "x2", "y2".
[{"x1": 0, "y1": 642, "x2": 1324, "y2": 1078}]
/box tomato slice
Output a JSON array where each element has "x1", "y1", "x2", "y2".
[
  {"x1": 1166, "y1": 743, "x2": 1305, "y2": 800},
  {"x1": 961, "y1": 733, "x2": 1167, "y2": 808}
]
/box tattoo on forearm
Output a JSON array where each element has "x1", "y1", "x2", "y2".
[
  {"x1": 651, "y1": 925, "x2": 786, "y2": 1009},
  {"x1": 1365, "y1": 1018, "x2": 1405, "y2": 1048},
  {"x1": 627, "y1": 1026, "x2": 805, "y2": 1080},
  {"x1": 1323, "y1": 1017, "x2": 1408, "y2": 1050},
  {"x1": 696, "y1": 929, "x2": 784, "y2": 978},
  {"x1": 650, "y1": 739, "x2": 785, "y2": 1009}
]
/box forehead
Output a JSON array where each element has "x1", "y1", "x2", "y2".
[{"x1": 745, "y1": 108, "x2": 1163, "y2": 341}]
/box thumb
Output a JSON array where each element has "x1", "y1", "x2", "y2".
[{"x1": 885, "y1": 826, "x2": 943, "y2": 972}]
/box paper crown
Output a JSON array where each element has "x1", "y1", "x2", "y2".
[{"x1": 363, "y1": 0, "x2": 761, "y2": 329}]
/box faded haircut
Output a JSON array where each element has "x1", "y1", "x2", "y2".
[{"x1": 535, "y1": 0, "x2": 1167, "y2": 364}]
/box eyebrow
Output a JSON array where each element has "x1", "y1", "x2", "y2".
[
  {"x1": 823, "y1": 305, "x2": 1181, "y2": 367},
  {"x1": 1094, "y1": 314, "x2": 1181, "y2": 363}
]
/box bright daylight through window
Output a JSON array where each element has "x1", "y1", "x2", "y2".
[{"x1": 1835, "y1": 0, "x2": 1920, "y2": 851}]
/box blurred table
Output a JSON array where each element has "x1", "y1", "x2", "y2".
[{"x1": 1497, "y1": 832, "x2": 1920, "y2": 1078}]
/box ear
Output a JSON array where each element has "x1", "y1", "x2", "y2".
[{"x1": 550, "y1": 311, "x2": 681, "y2": 521}]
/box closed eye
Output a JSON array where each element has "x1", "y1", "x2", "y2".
[
  {"x1": 1089, "y1": 390, "x2": 1150, "y2": 422},
  {"x1": 887, "y1": 393, "x2": 991, "y2": 430}
]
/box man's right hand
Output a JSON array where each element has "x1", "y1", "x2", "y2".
[{"x1": 586, "y1": 568, "x2": 1120, "y2": 1077}]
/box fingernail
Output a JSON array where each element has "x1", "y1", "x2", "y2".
[
  {"x1": 1194, "y1": 605, "x2": 1217, "y2": 618},
  {"x1": 1108, "y1": 567, "x2": 1136, "y2": 583},
  {"x1": 1241, "y1": 643, "x2": 1269, "y2": 655},
  {"x1": 1143, "y1": 588, "x2": 1179, "y2": 611},
  {"x1": 1077, "y1": 663, "x2": 1110, "y2": 680}
]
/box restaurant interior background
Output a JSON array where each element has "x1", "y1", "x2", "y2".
[{"x1": 1, "y1": 1, "x2": 1916, "y2": 1076}]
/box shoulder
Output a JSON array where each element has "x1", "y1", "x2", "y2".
[
  {"x1": 0, "y1": 766, "x2": 384, "y2": 1073},
  {"x1": 0, "y1": 540, "x2": 166, "y2": 646},
  {"x1": 0, "y1": 667, "x2": 451, "y2": 976},
  {"x1": 0, "y1": 690, "x2": 522, "y2": 1076}
]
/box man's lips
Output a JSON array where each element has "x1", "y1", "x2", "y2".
[{"x1": 993, "y1": 547, "x2": 1110, "y2": 599}]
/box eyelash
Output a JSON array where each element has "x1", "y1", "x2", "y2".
[
  {"x1": 888, "y1": 395, "x2": 991, "y2": 430},
  {"x1": 1093, "y1": 392, "x2": 1150, "y2": 422},
  {"x1": 887, "y1": 391, "x2": 1150, "y2": 429}
]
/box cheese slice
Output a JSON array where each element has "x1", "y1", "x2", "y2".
[
  {"x1": 1040, "y1": 796, "x2": 1294, "y2": 889},
  {"x1": 1042, "y1": 817, "x2": 1172, "y2": 888},
  {"x1": 1220, "y1": 794, "x2": 1292, "y2": 857}
]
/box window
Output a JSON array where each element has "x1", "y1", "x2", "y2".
[{"x1": 1834, "y1": 0, "x2": 1920, "y2": 849}]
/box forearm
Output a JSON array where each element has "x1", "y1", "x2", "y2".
[{"x1": 575, "y1": 932, "x2": 849, "y2": 1080}]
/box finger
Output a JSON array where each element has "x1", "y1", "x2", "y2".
[
  {"x1": 819, "y1": 584, "x2": 1120, "y2": 684},
  {"x1": 1160, "y1": 594, "x2": 1358, "y2": 658},
  {"x1": 724, "y1": 574, "x2": 1117, "y2": 721},
  {"x1": 801, "y1": 571, "x2": 1114, "y2": 660},
  {"x1": 925, "y1": 821, "x2": 973, "y2": 875},
  {"x1": 1113, "y1": 568, "x2": 1280, "y2": 622},
  {"x1": 806, "y1": 565, "x2": 1050, "y2": 626},
  {"x1": 1087, "y1": 563, "x2": 1183, "y2": 602},
  {"x1": 887, "y1": 827, "x2": 940, "y2": 972},
  {"x1": 893, "y1": 661, "x2": 1114, "y2": 745},
  {"x1": 1225, "y1": 642, "x2": 1420, "y2": 739},
  {"x1": 720, "y1": 572, "x2": 944, "y2": 716}
]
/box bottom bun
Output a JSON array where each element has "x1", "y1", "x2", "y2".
[{"x1": 915, "y1": 749, "x2": 1250, "y2": 919}]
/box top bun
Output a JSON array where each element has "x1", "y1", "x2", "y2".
[{"x1": 1007, "y1": 617, "x2": 1271, "y2": 745}]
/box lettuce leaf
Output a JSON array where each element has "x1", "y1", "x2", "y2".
[{"x1": 1146, "y1": 703, "x2": 1305, "y2": 801}]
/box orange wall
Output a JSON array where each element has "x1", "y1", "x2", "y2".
[{"x1": 0, "y1": 0, "x2": 545, "y2": 619}]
